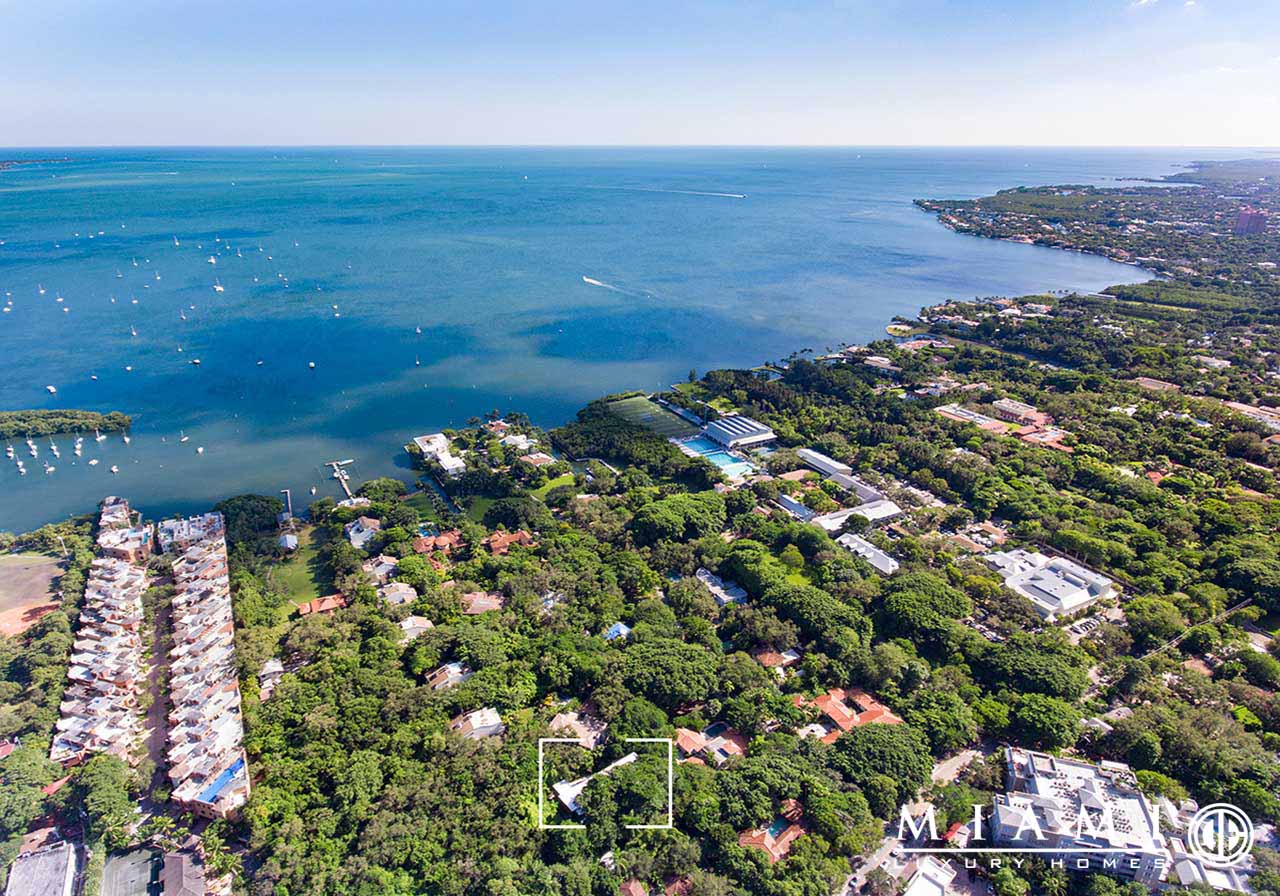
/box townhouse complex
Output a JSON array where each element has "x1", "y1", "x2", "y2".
[
  {"x1": 50, "y1": 497, "x2": 152, "y2": 766},
  {"x1": 161, "y1": 512, "x2": 251, "y2": 820}
]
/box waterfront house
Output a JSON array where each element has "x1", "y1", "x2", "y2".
[{"x1": 344, "y1": 516, "x2": 380, "y2": 550}]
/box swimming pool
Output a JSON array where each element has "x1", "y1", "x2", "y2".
[
  {"x1": 681, "y1": 437, "x2": 722, "y2": 454},
  {"x1": 676, "y1": 436, "x2": 756, "y2": 477},
  {"x1": 702, "y1": 451, "x2": 755, "y2": 477},
  {"x1": 766, "y1": 816, "x2": 790, "y2": 838}
]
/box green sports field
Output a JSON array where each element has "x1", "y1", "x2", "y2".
[{"x1": 606, "y1": 396, "x2": 700, "y2": 439}]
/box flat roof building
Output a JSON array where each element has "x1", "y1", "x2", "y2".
[
  {"x1": 3, "y1": 841, "x2": 78, "y2": 896},
  {"x1": 985, "y1": 550, "x2": 1116, "y2": 620},
  {"x1": 702, "y1": 415, "x2": 776, "y2": 449},
  {"x1": 796, "y1": 448, "x2": 852, "y2": 477},
  {"x1": 835, "y1": 533, "x2": 900, "y2": 575},
  {"x1": 993, "y1": 747, "x2": 1167, "y2": 884}
]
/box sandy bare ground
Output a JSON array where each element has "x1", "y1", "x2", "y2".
[{"x1": 0, "y1": 552, "x2": 64, "y2": 636}]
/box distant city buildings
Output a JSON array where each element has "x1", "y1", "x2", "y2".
[{"x1": 1234, "y1": 207, "x2": 1269, "y2": 236}]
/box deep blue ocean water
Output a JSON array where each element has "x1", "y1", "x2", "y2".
[{"x1": 0, "y1": 147, "x2": 1256, "y2": 531}]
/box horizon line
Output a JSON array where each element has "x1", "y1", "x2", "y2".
[{"x1": 3, "y1": 143, "x2": 1279, "y2": 152}]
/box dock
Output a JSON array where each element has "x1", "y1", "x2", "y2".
[{"x1": 326, "y1": 459, "x2": 355, "y2": 499}]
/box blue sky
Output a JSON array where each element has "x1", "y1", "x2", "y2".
[{"x1": 2, "y1": 0, "x2": 1277, "y2": 146}]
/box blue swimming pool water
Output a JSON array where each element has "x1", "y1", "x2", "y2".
[
  {"x1": 704, "y1": 721, "x2": 728, "y2": 737},
  {"x1": 766, "y1": 816, "x2": 790, "y2": 838},
  {"x1": 702, "y1": 451, "x2": 755, "y2": 477},
  {"x1": 680, "y1": 437, "x2": 721, "y2": 454}
]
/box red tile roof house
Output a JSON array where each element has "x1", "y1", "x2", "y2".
[
  {"x1": 297, "y1": 594, "x2": 347, "y2": 617},
  {"x1": 482, "y1": 529, "x2": 536, "y2": 556},
  {"x1": 412, "y1": 528, "x2": 463, "y2": 555},
  {"x1": 738, "y1": 798, "x2": 809, "y2": 863},
  {"x1": 792, "y1": 687, "x2": 902, "y2": 745},
  {"x1": 460, "y1": 590, "x2": 507, "y2": 614},
  {"x1": 519, "y1": 452, "x2": 557, "y2": 467},
  {"x1": 674, "y1": 725, "x2": 748, "y2": 767},
  {"x1": 620, "y1": 881, "x2": 649, "y2": 896}
]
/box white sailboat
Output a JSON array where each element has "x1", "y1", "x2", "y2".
[{"x1": 213, "y1": 279, "x2": 224, "y2": 293}]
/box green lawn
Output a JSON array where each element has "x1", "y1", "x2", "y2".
[
  {"x1": 531, "y1": 473, "x2": 575, "y2": 501},
  {"x1": 404, "y1": 492, "x2": 440, "y2": 515},
  {"x1": 466, "y1": 496, "x2": 495, "y2": 523},
  {"x1": 268, "y1": 527, "x2": 329, "y2": 613}
]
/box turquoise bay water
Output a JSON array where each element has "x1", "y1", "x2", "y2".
[{"x1": 0, "y1": 147, "x2": 1244, "y2": 531}]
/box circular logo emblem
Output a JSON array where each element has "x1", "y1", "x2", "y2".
[{"x1": 1187, "y1": 803, "x2": 1254, "y2": 867}]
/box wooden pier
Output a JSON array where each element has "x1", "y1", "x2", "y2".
[{"x1": 326, "y1": 459, "x2": 355, "y2": 499}]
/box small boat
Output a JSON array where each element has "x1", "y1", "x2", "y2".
[
  {"x1": 310, "y1": 486, "x2": 317, "y2": 495},
  {"x1": 415, "y1": 326, "x2": 422, "y2": 335},
  {"x1": 196, "y1": 446, "x2": 204, "y2": 455},
  {"x1": 88, "y1": 458, "x2": 99, "y2": 466},
  {"x1": 122, "y1": 434, "x2": 131, "y2": 444},
  {"x1": 207, "y1": 256, "x2": 217, "y2": 265},
  {"x1": 179, "y1": 431, "x2": 189, "y2": 443},
  {"x1": 94, "y1": 429, "x2": 106, "y2": 442},
  {"x1": 180, "y1": 310, "x2": 187, "y2": 320},
  {"x1": 17, "y1": 464, "x2": 26, "y2": 476},
  {"x1": 415, "y1": 356, "x2": 420, "y2": 367},
  {"x1": 125, "y1": 365, "x2": 133, "y2": 372},
  {"x1": 49, "y1": 441, "x2": 60, "y2": 458},
  {"x1": 26, "y1": 438, "x2": 37, "y2": 457},
  {"x1": 173, "y1": 236, "x2": 180, "y2": 247},
  {"x1": 213, "y1": 279, "x2": 224, "y2": 293},
  {"x1": 110, "y1": 465, "x2": 119, "y2": 474},
  {"x1": 4, "y1": 444, "x2": 13, "y2": 460},
  {"x1": 37, "y1": 284, "x2": 46, "y2": 295},
  {"x1": 154, "y1": 271, "x2": 161, "y2": 281},
  {"x1": 256, "y1": 359, "x2": 264, "y2": 366},
  {"x1": 190, "y1": 358, "x2": 201, "y2": 366},
  {"x1": 308, "y1": 361, "x2": 316, "y2": 369},
  {"x1": 115, "y1": 268, "x2": 123, "y2": 278},
  {"x1": 74, "y1": 438, "x2": 82, "y2": 456},
  {"x1": 130, "y1": 325, "x2": 137, "y2": 337},
  {"x1": 44, "y1": 462, "x2": 55, "y2": 475},
  {"x1": 46, "y1": 385, "x2": 57, "y2": 394}
]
